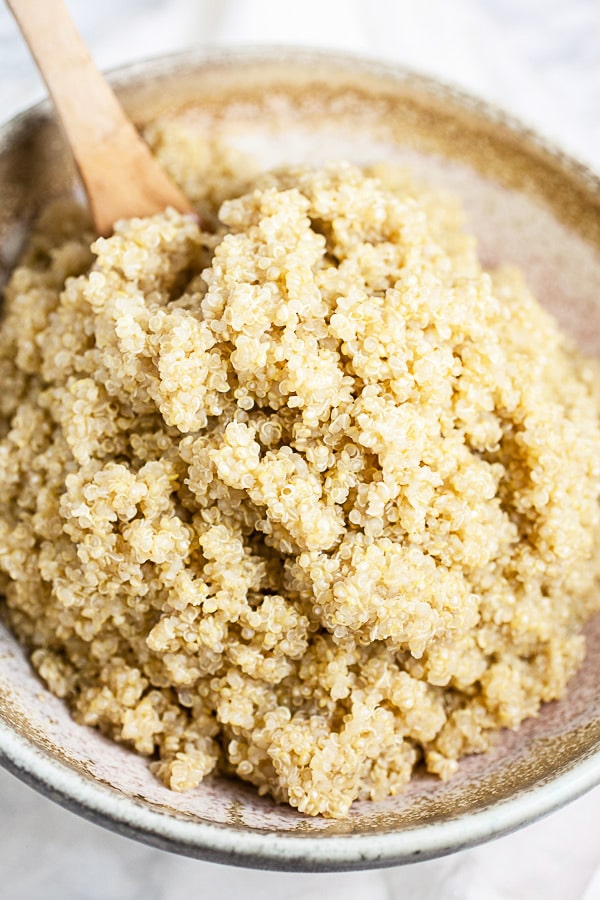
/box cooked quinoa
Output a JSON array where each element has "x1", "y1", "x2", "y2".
[{"x1": 1, "y1": 135, "x2": 600, "y2": 818}]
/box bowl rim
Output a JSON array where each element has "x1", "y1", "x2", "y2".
[
  {"x1": 2, "y1": 710, "x2": 600, "y2": 871},
  {"x1": 1, "y1": 44, "x2": 600, "y2": 871}
]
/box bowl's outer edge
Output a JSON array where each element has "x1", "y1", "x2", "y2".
[
  {"x1": 2, "y1": 711, "x2": 600, "y2": 871},
  {"x1": 1, "y1": 45, "x2": 600, "y2": 871}
]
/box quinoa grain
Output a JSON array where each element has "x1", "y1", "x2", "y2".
[{"x1": 1, "y1": 146, "x2": 599, "y2": 818}]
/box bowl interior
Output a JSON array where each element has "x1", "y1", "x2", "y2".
[{"x1": 1, "y1": 50, "x2": 600, "y2": 859}]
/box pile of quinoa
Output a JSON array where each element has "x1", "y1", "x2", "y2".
[{"x1": 1, "y1": 132, "x2": 600, "y2": 818}]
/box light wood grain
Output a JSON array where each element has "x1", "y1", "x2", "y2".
[{"x1": 7, "y1": 0, "x2": 195, "y2": 235}]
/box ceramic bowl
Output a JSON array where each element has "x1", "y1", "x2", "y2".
[{"x1": 1, "y1": 48, "x2": 600, "y2": 871}]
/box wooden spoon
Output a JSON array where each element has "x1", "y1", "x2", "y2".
[{"x1": 7, "y1": 0, "x2": 195, "y2": 235}]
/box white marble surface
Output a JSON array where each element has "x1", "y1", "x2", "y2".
[{"x1": 1, "y1": 1, "x2": 600, "y2": 897}]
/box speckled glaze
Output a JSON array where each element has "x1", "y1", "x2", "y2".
[{"x1": 1, "y1": 48, "x2": 600, "y2": 871}]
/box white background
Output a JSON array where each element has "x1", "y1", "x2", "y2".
[{"x1": 0, "y1": 1, "x2": 599, "y2": 898}]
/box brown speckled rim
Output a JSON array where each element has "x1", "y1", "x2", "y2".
[
  {"x1": 1, "y1": 46, "x2": 600, "y2": 871},
  {"x1": 2, "y1": 710, "x2": 600, "y2": 870}
]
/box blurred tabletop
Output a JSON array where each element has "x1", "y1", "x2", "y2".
[{"x1": 1, "y1": 1, "x2": 600, "y2": 898}]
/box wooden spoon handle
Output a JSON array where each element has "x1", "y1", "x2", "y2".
[{"x1": 7, "y1": 0, "x2": 195, "y2": 235}]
